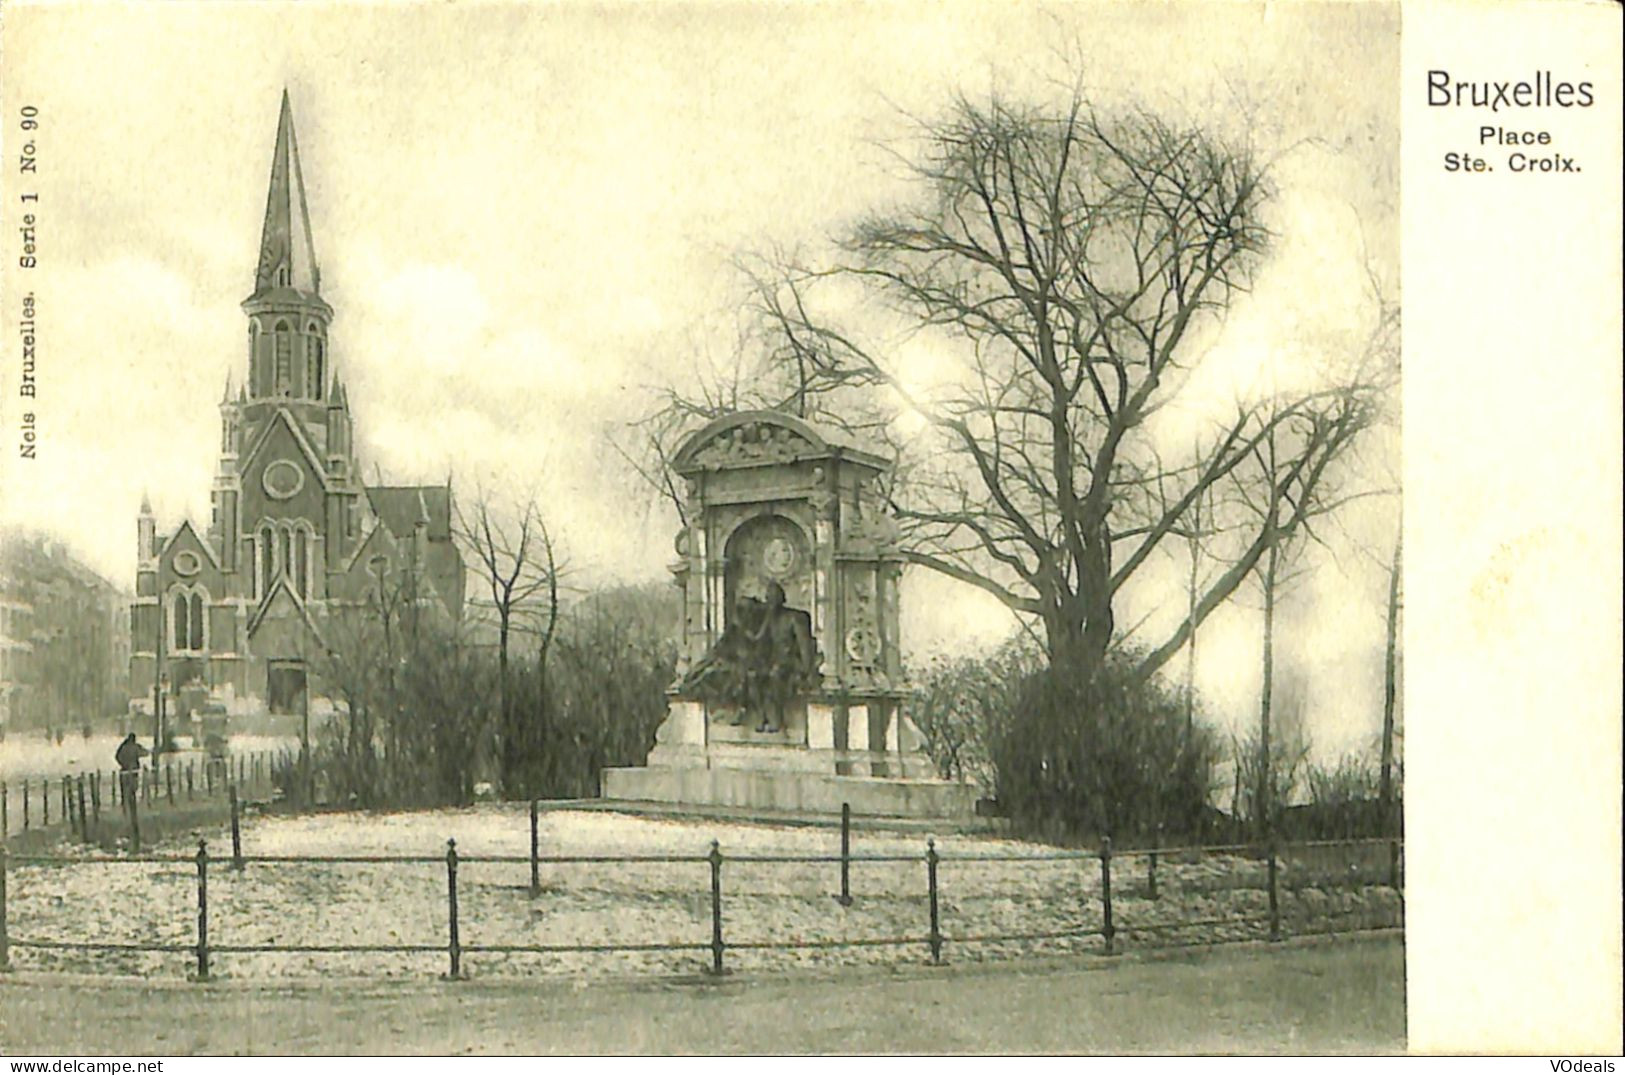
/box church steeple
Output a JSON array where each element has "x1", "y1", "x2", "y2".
[
  {"x1": 253, "y1": 89, "x2": 321, "y2": 298},
  {"x1": 242, "y1": 90, "x2": 332, "y2": 405}
]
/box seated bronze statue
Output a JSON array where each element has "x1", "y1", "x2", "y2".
[{"x1": 679, "y1": 582, "x2": 820, "y2": 733}]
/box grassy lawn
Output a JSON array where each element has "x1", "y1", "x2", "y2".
[{"x1": 0, "y1": 934, "x2": 1404, "y2": 1055}]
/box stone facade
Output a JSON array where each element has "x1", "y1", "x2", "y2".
[
  {"x1": 1, "y1": 531, "x2": 128, "y2": 735},
  {"x1": 128, "y1": 93, "x2": 463, "y2": 722}
]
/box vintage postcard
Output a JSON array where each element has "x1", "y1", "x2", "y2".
[{"x1": 0, "y1": 0, "x2": 1618, "y2": 1058}]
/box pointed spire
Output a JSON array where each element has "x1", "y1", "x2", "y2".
[
  {"x1": 139, "y1": 491, "x2": 153, "y2": 515},
  {"x1": 253, "y1": 89, "x2": 320, "y2": 297},
  {"x1": 221, "y1": 373, "x2": 234, "y2": 404},
  {"x1": 238, "y1": 383, "x2": 247, "y2": 403}
]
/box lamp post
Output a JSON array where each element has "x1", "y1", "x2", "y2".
[
  {"x1": 301, "y1": 664, "x2": 312, "y2": 805},
  {"x1": 152, "y1": 580, "x2": 166, "y2": 757}
]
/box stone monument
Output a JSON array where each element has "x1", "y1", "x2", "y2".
[{"x1": 601, "y1": 410, "x2": 977, "y2": 817}]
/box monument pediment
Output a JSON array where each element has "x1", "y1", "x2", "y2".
[{"x1": 673, "y1": 411, "x2": 889, "y2": 474}]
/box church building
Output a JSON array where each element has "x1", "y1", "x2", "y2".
[{"x1": 129, "y1": 93, "x2": 464, "y2": 722}]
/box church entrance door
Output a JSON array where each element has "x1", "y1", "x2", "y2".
[{"x1": 267, "y1": 662, "x2": 307, "y2": 716}]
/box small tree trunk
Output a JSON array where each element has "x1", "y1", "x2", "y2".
[
  {"x1": 1379, "y1": 531, "x2": 1401, "y2": 832},
  {"x1": 1184, "y1": 504, "x2": 1202, "y2": 740},
  {"x1": 1258, "y1": 533, "x2": 1278, "y2": 834}
]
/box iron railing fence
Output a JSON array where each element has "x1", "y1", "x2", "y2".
[
  {"x1": 1, "y1": 749, "x2": 293, "y2": 850},
  {"x1": 0, "y1": 798, "x2": 1404, "y2": 981}
]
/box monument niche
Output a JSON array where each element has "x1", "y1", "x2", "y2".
[{"x1": 600, "y1": 410, "x2": 977, "y2": 818}]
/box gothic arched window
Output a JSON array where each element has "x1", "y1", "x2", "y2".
[
  {"x1": 248, "y1": 322, "x2": 261, "y2": 394},
  {"x1": 259, "y1": 525, "x2": 275, "y2": 598},
  {"x1": 189, "y1": 592, "x2": 205, "y2": 652},
  {"x1": 172, "y1": 592, "x2": 190, "y2": 651},
  {"x1": 274, "y1": 321, "x2": 292, "y2": 395},
  {"x1": 279, "y1": 527, "x2": 293, "y2": 587},
  {"x1": 306, "y1": 325, "x2": 324, "y2": 401},
  {"x1": 294, "y1": 529, "x2": 309, "y2": 598}
]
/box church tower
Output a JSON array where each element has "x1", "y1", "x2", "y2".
[
  {"x1": 222, "y1": 90, "x2": 367, "y2": 610},
  {"x1": 131, "y1": 92, "x2": 463, "y2": 725},
  {"x1": 242, "y1": 90, "x2": 333, "y2": 425}
]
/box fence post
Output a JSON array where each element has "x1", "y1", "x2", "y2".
[
  {"x1": 128, "y1": 775, "x2": 141, "y2": 855},
  {"x1": 21, "y1": 780, "x2": 27, "y2": 831},
  {"x1": 61, "y1": 778, "x2": 69, "y2": 833},
  {"x1": 77, "y1": 777, "x2": 90, "y2": 845},
  {"x1": 837, "y1": 802, "x2": 853, "y2": 907},
  {"x1": 1266, "y1": 837, "x2": 1281, "y2": 942},
  {"x1": 1148, "y1": 823, "x2": 1161, "y2": 901},
  {"x1": 230, "y1": 787, "x2": 243, "y2": 871},
  {"x1": 445, "y1": 838, "x2": 461, "y2": 979},
  {"x1": 1100, "y1": 836, "x2": 1116, "y2": 956},
  {"x1": 194, "y1": 840, "x2": 210, "y2": 981},
  {"x1": 187, "y1": 762, "x2": 194, "y2": 802},
  {"x1": 926, "y1": 837, "x2": 943, "y2": 965},
  {"x1": 91, "y1": 772, "x2": 101, "y2": 824},
  {"x1": 528, "y1": 800, "x2": 541, "y2": 897},
  {"x1": 0, "y1": 843, "x2": 9, "y2": 971},
  {"x1": 1, "y1": 782, "x2": 7, "y2": 839},
  {"x1": 41, "y1": 777, "x2": 49, "y2": 826},
  {"x1": 708, "y1": 839, "x2": 725, "y2": 976}
]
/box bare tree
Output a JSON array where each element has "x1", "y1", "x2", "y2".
[
  {"x1": 712, "y1": 88, "x2": 1391, "y2": 688},
  {"x1": 455, "y1": 487, "x2": 562, "y2": 795}
]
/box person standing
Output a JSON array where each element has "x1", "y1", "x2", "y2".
[{"x1": 115, "y1": 732, "x2": 148, "y2": 812}]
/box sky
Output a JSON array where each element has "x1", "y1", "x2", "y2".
[{"x1": 0, "y1": 0, "x2": 1400, "y2": 761}]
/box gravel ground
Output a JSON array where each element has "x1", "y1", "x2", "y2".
[{"x1": 4, "y1": 804, "x2": 1403, "y2": 981}]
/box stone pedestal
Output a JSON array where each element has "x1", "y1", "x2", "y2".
[{"x1": 602, "y1": 694, "x2": 978, "y2": 819}]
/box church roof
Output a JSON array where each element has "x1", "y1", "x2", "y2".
[
  {"x1": 366, "y1": 485, "x2": 453, "y2": 542},
  {"x1": 249, "y1": 90, "x2": 321, "y2": 301}
]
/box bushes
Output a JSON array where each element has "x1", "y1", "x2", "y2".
[
  {"x1": 991, "y1": 649, "x2": 1224, "y2": 844},
  {"x1": 303, "y1": 582, "x2": 674, "y2": 810},
  {"x1": 311, "y1": 616, "x2": 498, "y2": 809},
  {"x1": 907, "y1": 640, "x2": 1041, "y2": 789},
  {"x1": 502, "y1": 585, "x2": 677, "y2": 800},
  {"x1": 911, "y1": 640, "x2": 1224, "y2": 844}
]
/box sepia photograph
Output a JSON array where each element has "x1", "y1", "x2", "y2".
[{"x1": 0, "y1": 0, "x2": 1617, "y2": 1058}]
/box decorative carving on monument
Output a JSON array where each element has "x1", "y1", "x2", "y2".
[
  {"x1": 679, "y1": 478, "x2": 700, "y2": 523},
  {"x1": 691, "y1": 420, "x2": 817, "y2": 467},
  {"x1": 806, "y1": 465, "x2": 837, "y2": 519},
  {"x1": 843, "y1": 569, "x2": 890, "y2": 690},
  {"x1": 845, "y1": 625, "x2": 882, "y2": 665},
  {"x1": 760, "y1": 535, "x2": 797, "y2": 579},
  {"x1": 841, "y1": 480, "x2": 902, "y2": 550}
]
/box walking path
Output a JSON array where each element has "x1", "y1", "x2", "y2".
[{"x1": 0, "y1": 933, "x2": 1403, "y2": 1055}]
